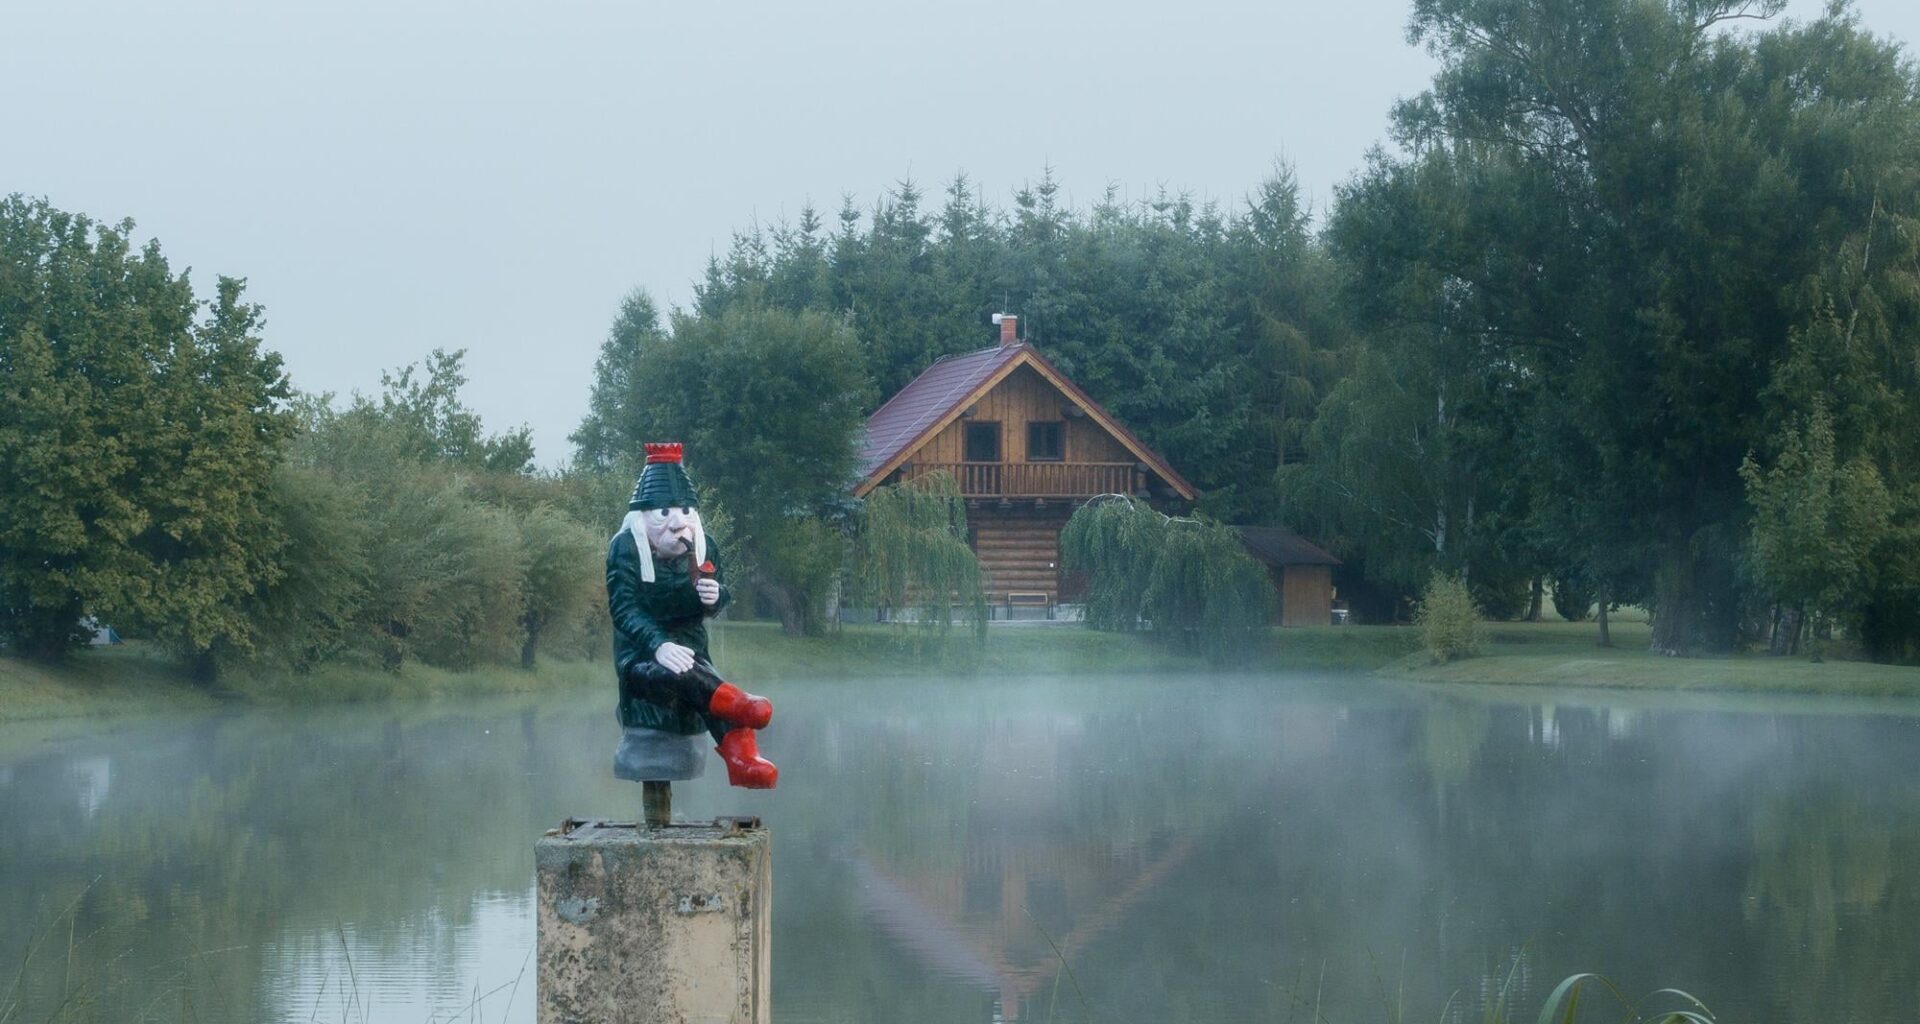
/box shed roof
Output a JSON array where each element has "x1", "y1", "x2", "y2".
[{"x1": 1234, "y1": 526, "x2": 1342, "y2": 567}]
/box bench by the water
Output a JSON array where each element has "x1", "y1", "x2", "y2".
[{"x1": 1005, "y1": 591, "x2": 1054, "y2": 620}]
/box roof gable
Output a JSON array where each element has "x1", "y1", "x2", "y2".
[
  {"x1": 854, "y1": 343, "x2": 1197, "y2": 500},
  {"x1": 856, "y1": 344, "x2": 1022, "y2": 484}
]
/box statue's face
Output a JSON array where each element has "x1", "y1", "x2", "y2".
[{"x1": 642, "y1": 505, "x2": 701, "y2": 557}]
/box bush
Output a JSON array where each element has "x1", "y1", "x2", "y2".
[
  {"x1": 1416, "y1": 572, "x2": 1485, "y2": 663},
  {"x1": 1470, "y1": 574, "x2": 1532, "y2": 621},
  {"x1": 1551, "y1": 575, "x2": 1595, "y2": 621}
]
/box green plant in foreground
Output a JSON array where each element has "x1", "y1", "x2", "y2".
[
  {"x1": 1451, "y1": 952, "x2": 1717, "y2": 1024},
  {"x1": 1428, "y1": 961, "x2": 1716, "y2": 1024},
  {"x1": 1273, "y1": 952, "x2": 1720, "y2": 1024},
  {"x1": 1527, "y1": 973, "x2": 1716, "y2": 1024},
  {"x1": 1415, "y1": 572, "x2": 1485, "y2": 664}
]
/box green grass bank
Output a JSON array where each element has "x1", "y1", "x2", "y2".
[
  {"x1": 11, "y1": 615, "x2": 1920, "y2": 725},
  {"x1": 0, "y1": 642, "x2": 609, "y2": 724},
  {"x1": 1, "y1": 620, "x2": 1417, "y2": 724},
  {"x1": 1382, "y1": 616, "x2": 1920, "y2": 699}
]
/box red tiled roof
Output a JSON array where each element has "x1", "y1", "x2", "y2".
[{"x1": 857, "y1": 344, "x2": 1024, "y2": 480}]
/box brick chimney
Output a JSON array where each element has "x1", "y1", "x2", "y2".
[{"x1": 995, "y1": 313, "x2": 1019, "y2": 346}]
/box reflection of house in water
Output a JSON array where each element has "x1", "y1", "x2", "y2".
[
  {"x1": 829, "y1": 703, "x2": 1222, "y2": 1022},
  {"x1": 849, "y1": 833, "x2": 1195, "y2": 1022},
  {"x1": 1603, "y1": 708, "x2": 1645, "y2": 740},
  {"x1": 69, "y1": 755, "x2": 112, "y2": 817},
  {"x1": 831, "y1": 688, "x2": 1353, "y2": 1022}
]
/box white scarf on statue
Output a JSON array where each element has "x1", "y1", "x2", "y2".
[{"x1": 620, "y1": 510, "x2": 708, "y2": 584}]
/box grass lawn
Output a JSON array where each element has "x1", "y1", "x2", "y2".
[
  {"x1": 711, "y1": 620, "x2": 1182, "y2": 679},
  {"x1": 710, "y1": 619, "x2": 1425, "y2": 680},
  {"x1": 12, "y1": 614, "x2": 1919, "y2": 724},
  {"x1": 0, "y1": 642, "x2": 224, "y2": 722},
  {"x1": 2, "y1": 619, "x2": 1421, "y2": 724},
  {"x1": 0, "y1": 643, "x2": 607, "y2": 724},
  {"x1": 1381, "y1": 615, "x2": 1920, "y2": 698},
  {"x1": 1256, "y1": 623, "x2": 1423, "y2": 671}
]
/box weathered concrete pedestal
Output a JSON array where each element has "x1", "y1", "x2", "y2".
[{"x1": 537, "y1": 818, "x2": 771, "y2": 1024}]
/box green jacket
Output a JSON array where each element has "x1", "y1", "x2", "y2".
[{"x1": 607, "y1": 529, "x2": 734, "y2": 732}]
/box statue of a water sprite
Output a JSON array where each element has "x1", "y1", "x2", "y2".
[{"x1": 608, "y1": 443, "x2": 777, "y2": 793}]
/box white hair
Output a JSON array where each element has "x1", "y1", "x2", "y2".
[{"x1": 621, "y1": 509, "x2": 707, "y2": 584}]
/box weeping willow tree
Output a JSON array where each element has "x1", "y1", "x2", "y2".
[
  {"x1": 1058, "y1": 496, "x2": 1166, "y2": 632},
  {"x1": 847, "y1": 472, "x2": 987, "y2": 641},
  {"x1": 1060, "y1": 496, "x2": 1273, "y2": 661}
]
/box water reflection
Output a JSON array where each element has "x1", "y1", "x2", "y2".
[{"x1": 3, "y1": 676, "x2": 1919, "y2": 1023}]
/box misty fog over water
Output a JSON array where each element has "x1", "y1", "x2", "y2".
[{"x1": 4, "y1": 673, "x2": 1918, "y2": 1023}]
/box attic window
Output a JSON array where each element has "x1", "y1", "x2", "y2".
[
  {"x1": 1027, "y1": 421, "x2": 1064, "y2": 461},
  {"x1": 964, "y1": 422, "x2": 1001, "y2": 462}
]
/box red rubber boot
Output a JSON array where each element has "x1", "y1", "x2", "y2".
[
  {"x1": 708, "y1": 682, "x2": 773, "y2": 729},
  {"x1": 716, "y1": 728, "x2": 778, "y2": 789}
]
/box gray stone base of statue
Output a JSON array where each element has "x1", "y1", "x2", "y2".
[
  {"x1": 538, "y1": 818, "x2": 771, "y2": 1023},
  {"x1": 614, "y1": 727, "x2": 707, "y2": 783}
]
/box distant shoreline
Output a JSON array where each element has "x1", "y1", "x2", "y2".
[
  {"x1": 8, "y1": 618, "x2": 1919, "y2": 726},
  {"x1": 1379, "y1": 619, "x2": 1920, "y2": 700},
  {"x1": 0, "y1": 619, "x2": 1394, "y2": 725}
]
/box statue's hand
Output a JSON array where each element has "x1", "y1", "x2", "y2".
[
  {"x1": 695, "y1": 578, "x2": 720, "y2": 606},
  {"x1": 654, "y1": 642, "x2": 695, "y2": 674}
]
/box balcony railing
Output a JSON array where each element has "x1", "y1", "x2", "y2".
[{"x1": 902, "y1": 461, "x2": 1140, "y2": 498}]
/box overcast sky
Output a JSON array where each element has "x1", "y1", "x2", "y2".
[{"x1": 8, "y1": 0, "x2": 1916, "y2": 466}]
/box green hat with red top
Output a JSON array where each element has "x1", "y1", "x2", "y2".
[{"x1": 629, "y1": 443, "x2": 701, "y2": 511}]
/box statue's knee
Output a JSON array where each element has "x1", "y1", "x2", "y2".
[{"x1": 622, "y1": 661, "x2": 671, "y2": 697}]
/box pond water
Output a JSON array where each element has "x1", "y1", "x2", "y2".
[{"x1": 3, "y1": 669, "x2": 1919, "y2": 1023}]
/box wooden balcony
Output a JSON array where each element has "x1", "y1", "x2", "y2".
[{"x1": 902, "y1": 461, "x2": 1141, "y2": 499}]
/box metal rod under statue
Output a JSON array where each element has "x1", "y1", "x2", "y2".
[
  {"x1": 642, "y1": 780, "x2": 672, "y2": 827},
  {"x1": 537, "y1": 442, "x2": 775, "y2": 1024}
]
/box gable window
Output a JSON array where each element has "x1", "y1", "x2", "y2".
[
  {"x1": 1027, "y1": 421, "x2": 1064, "y2": 461},
  {"x1": 964, "y1": 422, "x2": 1001, "y2": 462}
]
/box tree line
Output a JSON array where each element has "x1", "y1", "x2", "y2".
[
  {"x1": 580, "y1": 0, "x2": 1920, "y2": 661},
  {"x1": 0, "y1": 196, "x2": 610, "y2": 678},
  {"x1": 6, "y1": 0, "x2": 1920, "y2": 672},
  {"x1": 571, "y1": 168, "x2": 1350, "y2": 639},
  {"x1": 1310, "y1": 0, "x2": 1920, "y2": 658}
]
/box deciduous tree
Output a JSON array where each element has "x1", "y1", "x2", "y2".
[
  {"x1": 0, "y1": 197, "x2": 293, "y2": 672},
  {"x1": 1331, "y1": 0, "x2": 1920, "y2": 654},
  {"x1": 613, "y1": 305, "x2": 873, "y2": 634}
]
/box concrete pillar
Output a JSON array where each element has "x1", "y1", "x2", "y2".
[{"x1": 537, "y1": 818, "x2": 771, "y2": 1024}]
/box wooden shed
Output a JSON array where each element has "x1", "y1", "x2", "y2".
[
  {"x1": 1233, "y1": 526, "x2": 1343, "y2": 627},
  {"x1": 855, "y1": 316, "x2": 1197, "y2": 609}
]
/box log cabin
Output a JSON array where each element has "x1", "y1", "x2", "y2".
[{"x1": 854, "y1": 315, "x2": 1197, "y2": 613}]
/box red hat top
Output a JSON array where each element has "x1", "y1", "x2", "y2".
[{"x1": 630, "y1": 443, "x2": 697, "y2": 510}]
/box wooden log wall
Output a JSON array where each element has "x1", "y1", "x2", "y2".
[{"x1": 969, "y1": 506, "x2": 1074, "y2": 600}]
